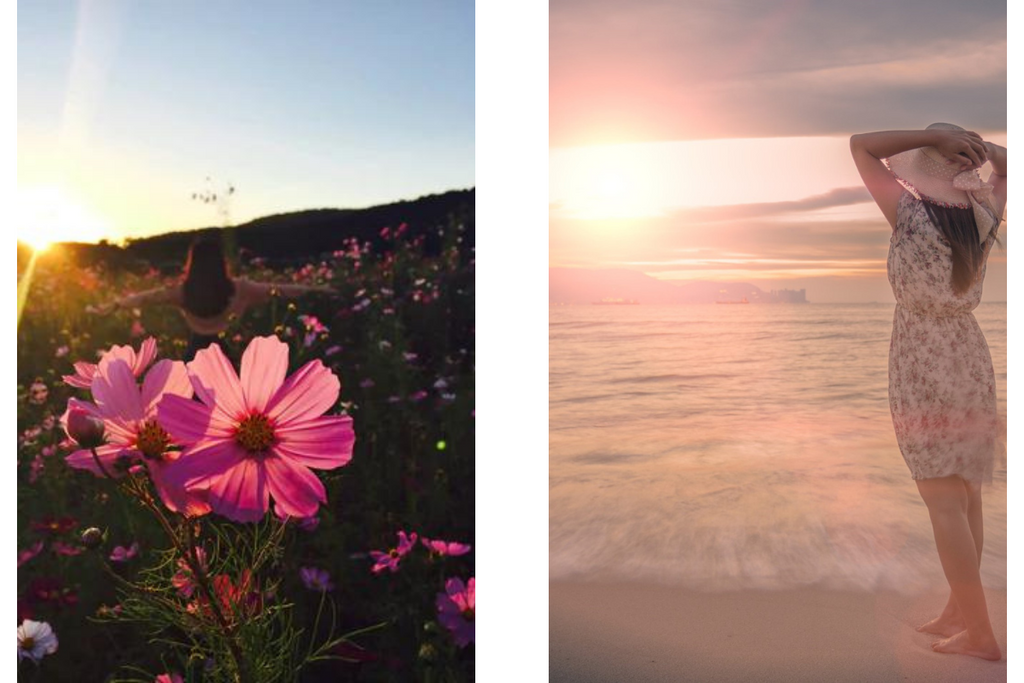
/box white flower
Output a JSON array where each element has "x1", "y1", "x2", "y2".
[{"x1": 17, "y1": 619, "x2": 58, "y2": 663}]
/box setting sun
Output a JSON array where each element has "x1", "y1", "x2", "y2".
[{"x1": 17, "y1": 185, "x2": 112, "y2": 251}]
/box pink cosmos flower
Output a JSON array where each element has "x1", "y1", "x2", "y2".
[
  {"x1": 436, "y1": 577, "x2": 475, "y2": 647},
  {"x1": 171, "y1": 548, "x2": 207, "y2": 598},
  {"x1": 61, "y1": 356, "x2": 210, "y2": 517},
  {"x1": 158, "y1": 336, "x2": 355, "y2": 523},
  {"x1": 369, "y1": 531, "x2": 418, "y2": 574},
  {"x1": 155, "y1": 674, "x2": 184, "y2": 683},
  {"x1": 421, "y1": 538, "x2": 472, "y2": 557},
  {"x1": 109, "y1": 542, "x2": 139, "y2": 563},
  {"x1": 17, "y1": 541, "x2": 44, "y2": 567},
  {"x1": 63, "y1": 337, "x2": 158, "y2": 389},
  {"x1": 51, "y1": 541, "x2": 84, "y2": 557},
  {"x1": 299, "y1": 566, "x2": 334, "y2": 592}
]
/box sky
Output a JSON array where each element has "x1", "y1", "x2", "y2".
[
  {"x1": 549, "y1": 0, "x2": 1007, "y2": 302},
  {"x1": 17, "y1": 0, "x2": 474, "y2": 246}
]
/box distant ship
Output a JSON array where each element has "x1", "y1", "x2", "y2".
[
  {"x1": 592, "y1": 298, "x2": 640, "y2": 305},
  {"x1": 715, "y1": 297, "x2": 749, "y2": 304}
]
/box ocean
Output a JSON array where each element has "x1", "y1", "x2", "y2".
[{"x1": 549, "y1": 302, "x2": 1007, "y2": 593}]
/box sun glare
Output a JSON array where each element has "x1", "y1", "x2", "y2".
[
  {"x1": 18, "y1": 185, "x2": 111, "y2": 251},
  {"x1": 555, "y1": 144, "x2": 667, "y2": 220}
]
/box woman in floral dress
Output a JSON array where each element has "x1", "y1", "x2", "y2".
[{"x1": 850, "y1": 124, "x2": 1006, "y2": 661}]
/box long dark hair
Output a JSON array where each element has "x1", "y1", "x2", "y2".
[
  {"x1": 921, "y1": 201, "x2": 987, "y2": 296},
  {"x1": 182, "y1": 235, "x2": 236, "y2": 317}
]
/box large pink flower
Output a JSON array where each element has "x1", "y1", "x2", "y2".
[
  {"x1": 61, "y1": 356, "x2": 210, "y2": 517},
  {"x1": 436, "y1": 577, "x2": 475, "y2": 647},
  {"x1": 158, "y1": 336, "x2": 355, "y2": 523},
  {"x1": 62, "y1": 337, "x2": 158, "y2": 389}
]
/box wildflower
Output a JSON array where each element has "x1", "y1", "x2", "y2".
[
  {"x1": 171, "y1": 548, "x2": 207, "y2": 597},
  {"x1": 359, "y1": 378, "x2": 375, "y2": 389},
  {"x1": 155, "y1": 674, "x2": 184, "y2": 683},
  {"x1": 51, "y1": 541, "x2": 84, "y2": 557},
  {"x1": 17, "y1": 620, "x2": 58, "y2": 663},
  {"x1": 109, "y1": 542, "x2": 139, "y2": 562},
  {"x1": 159, "y1": 336, "x2": 355, "y2": 523},
  {"x1": 30, "y1": 517, "x2": 77, "y2": 535},
  {"x1": 436, "y1": 577, "x2": 475, "y2": 647},
  {"x1": 130, "y1": 320, "x2": 146, "y2": 337},
  {"x1": 370, "y1": 531, "x2": 418, "y2": 574},
  {"x1": 324, "y1": 345, "x2": 342, "y2": 357},
  {"x1": 63, "y1": 337, "x2": 157, "y2": 389},
  {"x1": 403, "y1": 352, "x2": 418, "y2": 362},
  {"x1": 408, "y1": 390, "x2": 428, "y2": 402},
  {"x1": 29, "y1": 380, "x2": 48, "y2": 405},
  {"x1": 189, "y1": 570, "x2": 261, "y2": 622},
  {"x1": 299, "y1": 566, "x2": 334, "y2": 592},
  {"x1": 17, "y1": 541, "x2": 44, "y2": 567},
  {"x1": 27, "y1": 578, "x2": 78, "y2": 608},
  {"x1": 421, "y1": 538, "x2": 472, "y2": 557},
  {"x1": 64, "y1": 407, "x2": 106, "y2": 449},
  {"x1": 55, "y1": 345, "x2": 69, "y2": 358},
  {"x1": 62, "y1": 357, "x2": 209, "y2": 517}
]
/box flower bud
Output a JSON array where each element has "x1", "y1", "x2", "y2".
[
  {"x1": 66, "y1": 408, "x2": 106, "y2": 448},
  {"x1": 80, "y1": 527, "x2": 104, "y2": 549}
]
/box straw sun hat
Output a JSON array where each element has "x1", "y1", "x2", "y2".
[{"x1": 885, "y1": 122, "x2": 998, "y2": 242}]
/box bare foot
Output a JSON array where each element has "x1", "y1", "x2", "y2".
[
  {"x1": 916, "y1": 613, "x2": 966, "y2": 637},
  {"x1": 931, "y1": 630, "x2": 1002, "y2": 661}
]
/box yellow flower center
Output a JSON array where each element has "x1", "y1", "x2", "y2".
[
  {"x1": 21, "y1": 636, "x2": 35, "y2": 650},
  {"x1": 136, "y1": 420, "x2": 170, "y2": 460},
  {"x1": 235, "y1": 414, "x2": 276, "y2": 454}
]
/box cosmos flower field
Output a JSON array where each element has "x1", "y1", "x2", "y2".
[{"x1": 17, "y1": 221, "x2": 475, "y2": 682}]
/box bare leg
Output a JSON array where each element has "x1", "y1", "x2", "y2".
[
  {"x1": 916, "y1": 475, "x2": 1000, "y2": 660},
  {"x1": 917, "y1": 480, "x2": 984, "y2": 636}
]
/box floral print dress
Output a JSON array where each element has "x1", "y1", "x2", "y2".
[{"x1": 887, "y1": 191, "x2": 1001, "y2": 483}]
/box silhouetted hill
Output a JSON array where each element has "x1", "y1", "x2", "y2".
[
  {"x1": 31, "y1": 189, "x2": 474, "y2": 273},
  {"x1": 550, "y1": 267, "x2": 774, "y2": 304}
]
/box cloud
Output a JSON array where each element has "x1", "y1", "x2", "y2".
[
  {"x1": 669, "y1": 187, "x2": 872, "y2": 223},
  {"x1": 551, "y1": 0, "x2": 1006, "y2": 145}
]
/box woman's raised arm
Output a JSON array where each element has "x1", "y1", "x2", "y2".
[
  {"x1": 92, "y1": 284, "x2": 180, "y2": 314},
  {"x1": 849, "y1": 129, "x2": 988, "y2": 229}
]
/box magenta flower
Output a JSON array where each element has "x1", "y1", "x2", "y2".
[
  {"x1": 299, "y1": 566, "x2": 335, "y2": 592},
  {"x1": 171, "y1": 548, "x2": 207, "y2": 598},
  {"x1": 62, "y1": 337, "x2": 157, "y2": 389},
  {"x1": 61, "y1": 356, "x2": 210, "y2": 517},
  {"x1": 155, "y1": 674, "x2": 184, "y2": 683},
  {"x1": 51, "y1": 541, "x2": 84, "y2": 557},
  {"x1": 158, "y1": 336, "x2": 355, "y2": 523},
  {"x1": 421, "y1": 538, "x2": 472, "y2": 557},
  {"x1": 436, "y1": 577, "x2": 475, "y2": 647},
  {"x1": 109, "y1": 542, "x2": 139, "y2": 563},
  {"x1": 369, "y1": 531, "x2": 418, "y2": 574},
  {"x1": 17, "y1": 541, "x2": 44, "y2": 567}
]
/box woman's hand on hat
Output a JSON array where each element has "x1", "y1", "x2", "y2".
[{"x1": 933, "y1": 129, "x2": 987, "y2": 170}]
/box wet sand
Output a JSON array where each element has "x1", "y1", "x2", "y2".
[{"x1": 550, "y1": 581, "x2": 1007, "y2": 683}]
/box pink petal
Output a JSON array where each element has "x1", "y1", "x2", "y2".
[
  {"x1": 263, "y1": 455, "x2": 326, "y2": 519},
  {"x1": 147, "y1": 456, "x2": 211, "y2": 517},
  {"x1": 99, "y1": 344, "x2": 138, "y2": 374},
  {"x1": 207, "y1": 458, "x2": 269, "y2": 523},
  {"x1": 63, "y1": 362, "x2": 97, "y2": 388},
  {"x1": 92, "y1": 359, "x2": 144, "y2": 423},
  {"x1": 134, "y1": 337, "x2": 158, "y2": 375},
  {"x1": 141, "y1": 360, "x2": 193, "y2": 418},
  {"x1": 274, "y1": 415, "x2": 355, "y2": 469},
  {"x1": 188, "y1": 344, "x2": 248, "y2": 422},
  {"x1": 60, "y1": 397, "x2": 101, "y2": 435},
  {"x1": 168, "y1": 438, "x2": 247, "y2": 489},
  {"x1": 66, "y1": 443, "x2": 133, "y2": 477},
  {"x1": 158, "y1": 394, "x2": 236, "y2": 445},
  {"x1": 265, "y1": 360, "x2": 340, "y2": 426},
  {"x1": 239, "y1": 336, "x2": 289, "y2": 413}
]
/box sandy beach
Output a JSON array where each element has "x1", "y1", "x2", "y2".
[{"x1": 550, "y1": 581, "x2": 1007, "y2": 683}]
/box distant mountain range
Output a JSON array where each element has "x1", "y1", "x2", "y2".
[{"x1": 550, "y1": 267, "x2": 806, "y2": 304}]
